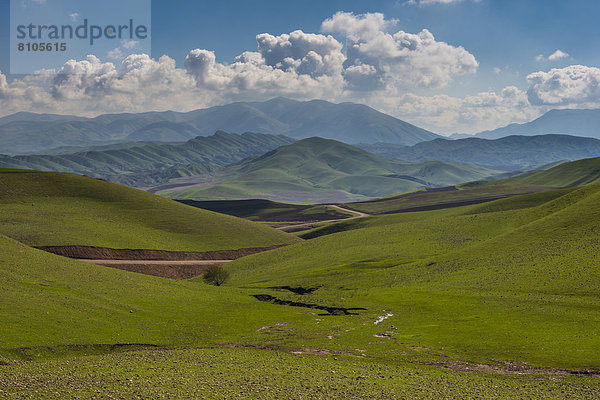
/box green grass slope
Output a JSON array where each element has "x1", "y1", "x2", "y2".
[
  {"x1": 0, "y1": 233, "x2": 306, "y2": 349},
  {"x1": 345, "y1": 155, "x2": 600, "y2": 215},
  {"x1": 0, "y1": 169, "x2": 297, "y2": 250},
  {"x1": 463, "y1": 156, "x2": 600, "y2": 189},
  {"x1": 2, "y1": 177, "x2": 600, "y2": 396},
  {"x1": 219, "y1": 183, "x2": 600, "y2": 367},
  {"x1": 160, "y1": 137, "x2": 498, "y2": 203},
  {"x1": 343, "y1": 184, "x2": 557, "y2": 215}
]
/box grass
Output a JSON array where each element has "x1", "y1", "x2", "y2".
[
  {"x1": 300, "y1": 188, "x2": 575, "y2": 239},
  {"x1": 0, "y1": 169, "x2": 297, "y2": 250},
  {"x1": 0, "y1": 233, "x2": 315, "y2": 350},
  {"x1": 3, "y1": 167, "x2": 600, "y2": 396},
  {"x1": 215, "y1": 182, "x2": 600, "y2": 368},
  {"x1": 339, "y1": 156, "x2": 600, "y2": 216},
  {"x1": 342, "y1": 184, "x2": 557, "y2": 215},
  {"x1": 1, "y1": 348, "x2": 599, "y2": 399},
  {"x1": 462, "y1": 156, "x2": 600, "y2": 189}
]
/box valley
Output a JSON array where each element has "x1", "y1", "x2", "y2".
[{"x1": 2, "y1": 104, "x2": 600, "y2": 399}]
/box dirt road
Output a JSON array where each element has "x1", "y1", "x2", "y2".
[
  {"x1": 274, "y1": 205, "x2": 370, "y2": 232},
  {"x1": 327, "y1": 205, "x2": 370, "y2": 218}
]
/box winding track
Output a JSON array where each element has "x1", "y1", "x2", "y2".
[{"x1": 274, "y1": 204, "x2": 371, "y2": 232}]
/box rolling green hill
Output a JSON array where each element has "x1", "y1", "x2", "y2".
[
  {"x1": 2, "y1": 168, "x2": 600, "y2": 397},
  {"x1": 219, "y1": 181, "x2": 600, "y2": 368},
  {"x1": 2, "y1": 227, "x2": 597, "y2": 398},
  {"x1": 158, "y1": 137, "x2": 499, "y2": 203},
  {"x1": 340, "y1": 157, "x2": 600, "y2": 216},
  {"x1": 463, "y1": 156, "x2": 600, "y2": 189},
  {"x1": 0, "y1": 132, "x2": 294, "y2": 186},
  {"x1": 0, "y1": 169, "x2": 297, "y2": 250}
]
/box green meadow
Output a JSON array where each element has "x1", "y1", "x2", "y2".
[{"x1": 2, "y1": 162, "x2": 600, "y2": 398}]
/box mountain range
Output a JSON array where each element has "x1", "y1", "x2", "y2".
[
  {"x1": 0, "y1": 98, "x2": 440, "y2": 155},
  {"x1": 359, "y1": 134, "x2": 600, "y2": 170},
  {"x1": 0, "y1": 132, "x2": 294, "y2": 181},
  {"x1": 451, "y1": 108, "x2": 600, "y2": 140}
]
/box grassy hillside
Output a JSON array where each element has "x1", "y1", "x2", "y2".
[
  {"x1": 345, "y1": 157, "x2": 600, "y2": 216},
  {"x1": 2, "y1": 171, "x2": 600, "y2": 396},
  {"x1": 2, "y1": 347, "x2": 598, "y2": 399},
  {"x1": 342, "y1": 184, "x2": 557, "y2": 215},
  {"x1": 0, "y1": 233, "x2": 309, "y2": 350},
  {"x1": 0, "y1": 169, "x2": 297, "y2": 250},
  {"x1": 159, "y1": 138, "x2": 498, "y2": 203},
  {"x1": 217, "y1": 183, "x2": 600, "y2": 367},
  {"x1": 463, "y1": 156, "x2": 600, "y2": 189}
]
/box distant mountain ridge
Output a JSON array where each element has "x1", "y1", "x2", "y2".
[
  {"x1": 0, "y1": 131, "x2": 295, "y2": 181},
  {"x1": 359, "y1": 134, "x2": 600, "y2": 170},
  {"x1": 472, "y1": 109, "x2": 600, "y2": 140},
  {"x1": 0, "y1": 98, "x2": 440, "y2": 155},
  {"x1": 156, "y1": 137, "x2": 499, "y2": 203}
]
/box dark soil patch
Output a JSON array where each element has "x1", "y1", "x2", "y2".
[
  {"x1": 37, "y1": 245, "x2": 285, "y2": 261},
  {"x1": 178, "y1": 199, "x2": 351, "y2": 222},
  {"x1": 268, "y1": 286, "x2": 321, "y2": 295},
  {"x1": 251, "y1": 294, "x2": 366, "y2": 315},
  {"x1": 93, "y1": 262, "x2": 225, "y2": 280}
]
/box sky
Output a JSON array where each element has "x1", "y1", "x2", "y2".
[{"x1": 1, "y1": 0, "x2": 600, "y2": 135}]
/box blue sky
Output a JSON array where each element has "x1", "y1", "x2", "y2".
[
  {"x1": 1, "y1": 0, "x2": 599, "y2": 134},
  {"x1": 149, "y1": 0, "x2": 600, "y2": 95}
]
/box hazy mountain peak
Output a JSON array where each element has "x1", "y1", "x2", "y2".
[{"x1": 474, "y1": 108, "x2": 600, "y2": 140}]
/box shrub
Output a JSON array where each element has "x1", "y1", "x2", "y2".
[{"x1": 203, "y1": 265, "x2": 229, "y2": 286}]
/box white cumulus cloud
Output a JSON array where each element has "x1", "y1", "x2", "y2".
[
  {"x1": 373, "y1": 85, "x2": 538, "y2": 134},
  {"x1": 548, "y1": 49, "x2": 570, "y2": 61},
  {"x1": 322, "y1": 12, "x2": 478, "y2": 90},
  {"x1": 4, "y1": 11, "x2": 597, "y2": 135},
  {"x1": 527, "y1": 65, "x2": 600, "y2": 107},
  {"x1": 536, "y1": 50, "x2": 570, "y2": 62}
]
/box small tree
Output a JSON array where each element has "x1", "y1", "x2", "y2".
[{"x1": 203, "y1": 265, "x2": 229, "y2": 286}]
